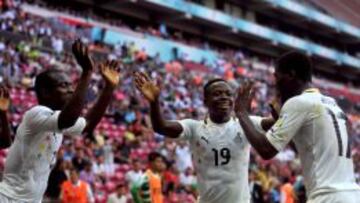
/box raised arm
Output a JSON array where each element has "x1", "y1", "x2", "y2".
[
  {"x1": 235, "y1": 82, "x2": 278, "y2": 160},
  {"x1": 58, "y1": 40, "x2": 94, "y2": 130},
  {"x1": 133, "y1": 72, "x2": 182, "y2": 138},
  {"x1": 0, "y1": 86, "x2": 11, "y2": 149},
  {"x1": 83, "y1": 60, "x2": 120, "y2": 136}
]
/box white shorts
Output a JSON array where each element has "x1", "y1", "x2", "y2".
[
  {"x1": 0, "y1": 193, "x2": 26, "y2": 203},
  {"x1": 307, "y1": 190, "x2": 360, "y2": 203}
]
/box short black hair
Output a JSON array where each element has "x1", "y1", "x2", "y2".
[
  {"x1": 70, "y1": 168, "x2": 79, "y2": 174},
  {"x1": 148, "y1": 151, "x2": 166, "y2": 163},
  {"x1": 34, "y1": 68, "x2": 63, "y2": 99},
  {"x1": 276, "y1": 51, "x2": 312, "y2": 82},
  {"x1": 203, "y1": 78, "x2": 227, "y2": 98}
]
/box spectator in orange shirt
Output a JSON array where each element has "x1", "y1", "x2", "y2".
[
  {"x1": 280, "y1": 177, "x2": 296, "y2": 203},
  {"x1": 60, "y1": 168, "x2": 94, "y2": 203}
]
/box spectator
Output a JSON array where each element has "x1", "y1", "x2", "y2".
[
  {"x1": 107, "y1": 183, "x2": 130, "y2": 203},
  {"x1": 131, "y1": 152, "x2": 167, "y2": 203},
  {"x1": 175, "y1": 140, "x2": 192, "y2": 173},
  {"x1": 60, "y1": 169, "x2": 95, "y2": 203},
  {"x1": 179, "y1": 167, "x2": 196, "y2": 193},
  {"x1": 125, "y1": 159, "x2": 144, "y2": 186},
  {"x1": 72, "y1": 147, "x2": 88, "y2": 171},
  {"x1": 45, "y1": 158, "x2": 68, "y2": 202},
  {"x1": 280, "y1": 177, "x2": 296, "y2": 203},
  {"x1": 79, "y1": 161, "x2": 96, "y2": 187},
  {"x1": 92, "y1": 155, "x2": 106, "y2": 176},
  {"x1": 249, "y1": 169, "x2": 264, "y2": 203}
]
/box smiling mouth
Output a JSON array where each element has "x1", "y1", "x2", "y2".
[{"x1": 216, "y1": 102, "x2": 232, "y2": 110}]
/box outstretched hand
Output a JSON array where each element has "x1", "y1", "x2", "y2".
[
  {"x1": 0, "y1": 86, "x2": 10, "y2": 112},
  {"x1": 133, "y1": 71, "x2": 160, "y2": 103},
  {"x1": 235, "y1": 81, "x2": 254, "y2": 115},
  {"x1": 100, "y1": 60, "x2": 121, "y2": 88},
  {"x1": 72, "y1": 39, "x2": 94, "y2": 73}
]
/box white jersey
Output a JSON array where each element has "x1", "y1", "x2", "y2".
[
  {"x1": 0, "y1": 105, "x2": 86, "y2": 202},
  {"x1": 266, "y1": 89, "x2": 360, "y2": 199},
  {"x1": 179, "y1": 116, "x2": 263, "y2": 203}
]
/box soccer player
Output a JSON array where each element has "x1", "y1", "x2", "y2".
[
  {"x1": 235, "y1": 51, "x2": 360, "y2": 203},
  {"x1": 133, "y1": 72, "x2": 274, "y2": 203},
  {"x1": 0, "y1": 86, "x2": 12, "y2": 149},
  {"x1": 0, "y1": 39, "x2": 121, "y2": 203}
]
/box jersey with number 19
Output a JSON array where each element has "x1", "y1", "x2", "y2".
[
  {"x1": 178, "y1": 116, "x2": 264, "y2": 203},
  {"x1": 266, "y1": 89, "x2": 360, "y2": 200}
]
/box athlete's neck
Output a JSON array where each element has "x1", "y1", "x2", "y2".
[
  {"x1": 209, "y1": 114, "x2": 231, "y2": 124},
  {"x1": 281, "y1": 83, "x2": 311, "y2": 104}
]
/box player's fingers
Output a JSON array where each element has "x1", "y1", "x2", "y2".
[
  {"x1": 134, "y1": 80, "x2": 143, "y2": 91},
  {"x1": 115, "y1": 63, "x2": 121, "y2": 72},
  {"x1": 109, "y1": 60, "x2": 115, "y2": 69},
  {"x1": 82, "y1": 44, "x2": 87, "y2": 57},
  {"x1": 99, "y1": 63, "x2": 104, "y2": 73},
  {"x1": 133, "y1": 76, "x2": 143, "y2": 87},
  {"x1": 269, "y1": 104, "x2": 279, "y2": 120},
  {"x1": 134, "y1": 82, "x2": 142, "y2": 91},
  {"x1": 140, "y1": 71, "x2": 151, "y2": 82},
  {"x1": 105, "y1": 60, "x2": 110, "y2": 69},
  {"x1": 137, "y1": 72, "x2": 147, "y2": 84},
  {"x1": 111, "y1": 60, "x2": 119, "y2": 70}
]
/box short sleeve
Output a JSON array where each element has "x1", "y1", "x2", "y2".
[
  {"x1": 265, "y1": 98, "x2": 309, "y2": 151},
  {"x1": 178, "y1": 119, "x2": 198, "y2": 140},
  {"x1": 24, "y1": 106, "x2": 60, "y2": 133},
  {"x1": 249, "y1": 116, "x2": 265, "y2": 134},
  {"x1": 62, "y1": 117, "x2": 86, "y2": 136},
  {"x1": 24, "y1": 105, "x2": 86, "y2": 136}
]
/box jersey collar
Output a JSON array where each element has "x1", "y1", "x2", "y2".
[{"x1": 303, "y1": 88, "x2": 320, "y2": 94}]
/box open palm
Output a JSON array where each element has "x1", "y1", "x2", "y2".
[
  {"x1": 100, "y1": 60, "x2": 120, "y2": 88},
  {"x1": 133, "y1": 72, "x2": 160, "y2": 102},
  {"x1": 72, "y1": 39, "x2": 94, "y2": 73}
]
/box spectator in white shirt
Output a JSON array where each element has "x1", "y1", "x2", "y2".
[
  {"x1": 125, "y1": 159, "x2": 144, "y2": 185},
  {"x1": 107, "y1": 183, "x2": 130, "y2": 203}
]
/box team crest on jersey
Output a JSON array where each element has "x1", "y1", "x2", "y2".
[
  {"x1": 200, "y1": 136, "x2": 209, "y2": 144},
  {"x1": 234, "y1": 132, "x2": 243, "y2": 143}
]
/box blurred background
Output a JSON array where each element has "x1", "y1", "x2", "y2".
[{"x1": 0, "y1": 0, "x2": 359, "y2": 202}]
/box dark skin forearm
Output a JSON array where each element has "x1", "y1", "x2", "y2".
[
  {"x1": 237, "y1": 111, "x2": 278, "y2": 160},
  {"x1": 260, "y1": 117, "x2": 275, "y2": 131},
  {"x1": 58, "y1": 72, "x2": 92, "y2": 130},
  {"x1": 150, "y1": 98, "x2": 183, "y2": 138},
  {"x1": 0, "y1": 111, "x2": 11, "y2": 148},
  {"x1": 83, "y1": 84, "x2": 114, "y2": 134}
]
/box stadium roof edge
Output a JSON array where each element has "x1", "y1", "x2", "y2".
[{"x1": 142, "y1": 0, "x2": 360, "y2": 69}]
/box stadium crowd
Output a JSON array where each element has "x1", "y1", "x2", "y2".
[{"x1": 0, "y1": 0, "x2": 360, "y2": 202}]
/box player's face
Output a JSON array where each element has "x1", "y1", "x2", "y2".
[
  {"x1": 205, "y1": 82, "x2": 234, "y2": 118},
  {"x1": 47, "y1": 72, "x2": 74, "y2": 109}
]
